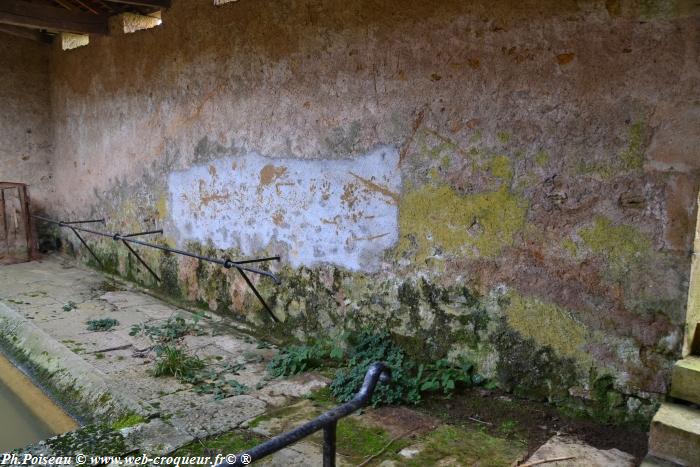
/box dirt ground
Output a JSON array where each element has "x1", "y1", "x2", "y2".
[{"x1": 418, "y1": 386, "x2": 648, "y2": 462}]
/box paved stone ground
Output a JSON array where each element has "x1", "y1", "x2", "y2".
[
  {"x1": 0, "y1": 256, "x2": 637, "y2": 466},
  {"x1": 525, "y1": 436, "x2": 636, "y2": 466}
]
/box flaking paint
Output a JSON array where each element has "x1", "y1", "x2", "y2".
[{"x1": 168, "y1": 146, "x2": 400, "y2": 271}]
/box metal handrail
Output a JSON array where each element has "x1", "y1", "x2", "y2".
[
  {"x1": 217, "y1": 363, "x2": 392, "y2": 467},
  {"x1": 31, "y1": 214, "x2": 281, "y2": 322}
]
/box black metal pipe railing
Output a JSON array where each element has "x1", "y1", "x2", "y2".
[
  {"x1": 216, "y1": 363, "x2": 392, "y2": 467},
  {"x1": 32, "y1": 214, "x2": 282, "y2": 322}
]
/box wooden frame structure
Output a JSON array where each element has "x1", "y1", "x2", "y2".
[
  {"x1": 0, "y1": 0, "x2": 169, "y2": 42},
  {"x1": 0, "y1": 182, "x2": 37, "y2": 264}
]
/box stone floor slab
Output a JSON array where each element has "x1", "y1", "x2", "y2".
[{"x1": 525, "y1": 435, "x2": 635, "y2": 467}]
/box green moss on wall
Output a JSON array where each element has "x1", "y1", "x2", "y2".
[
  {"x1": 637, "y1": 0, "x2": 694, "y2": 18},
  {"x1": 492, "y1": 319, "x2": 579, "y2": 402},
  {"x1": 159, "y1": 253, "x2": 181, "y2": 299}
]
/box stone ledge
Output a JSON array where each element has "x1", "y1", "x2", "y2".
[
  {"x1": 0, "y1": 301, "x2": 147, "y2": 423},
  {"x1": 648, "y1": 402, "x2": 700, "y2": 466},
  {"x1": 671, "y1": 356, "x2": 700, "y2": 405}
]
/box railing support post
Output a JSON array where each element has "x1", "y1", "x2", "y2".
[{"x1": 323, "y1": 420, "x2": 337, "y2": 467}]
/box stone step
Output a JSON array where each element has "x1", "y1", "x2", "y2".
[
  {"x1": 640, "y1": 455, "x2": 685, "y2": 467},
  {"x1": 648, "y1": 402, "x2": 700, "y2": 467},
  {"x1": 671, "y1": 356, "x2": 700, "y2": 405}
]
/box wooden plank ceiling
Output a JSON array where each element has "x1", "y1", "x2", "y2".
[{"x1": 0, "y1": 0, "x2": 169, "y2": 42}]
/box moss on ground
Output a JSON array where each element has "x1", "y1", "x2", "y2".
[
  {"x1": 45, "y1": 424, "x2": 127, "y2": 456},
  {"x1": 247, "y1": 400, "x2": 313, "y2": 430},
  {"x1": 336, "y1": 417, "x2": 400, "y2": 460},
  {"x1": 111, "y1": 413, "x2": 146, "y2": 430},
  {"x1": 396, "y1": 425, "x2": 526, "y2": 466},
  {"x1": 172, "y1": 430, "x2": 264, "y2": 457},
  {"x1": 305, "y1": 386, "x2": 336, "y2": 408}
]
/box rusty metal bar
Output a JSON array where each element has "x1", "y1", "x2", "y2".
[
  {"x1": 62, "y1": 219, "x2": 105, "y2": 225},
  {"x1": 121, "y1": 239, "x2": 161, "y2": 282},
  {"x1": 69, "y1": 227, "x2": 103, "y2": 268},
  {"x1": 32, "y1": 214, "x2": 281, "y2": 321},
  {"x1": 121, "y1": 229, "x2": 163, "y2": 238}
]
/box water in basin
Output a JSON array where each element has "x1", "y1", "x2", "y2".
[{"x1": 0, "y1": 353, "x2": 78, "y2": 452}]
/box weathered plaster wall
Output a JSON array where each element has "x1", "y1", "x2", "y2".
[
  {"x1": 46, "y1": 0, "x2": 699, "y2": 422},
  {"x1": 0, "y1": 34, "x2": 53, "y2": 207}
]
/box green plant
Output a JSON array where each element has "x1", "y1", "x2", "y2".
[
  {"x1": 268, "y1": 331, "x2": 485, "y2": 406},
  {"x1": 86, "y1": 318, "x2": 119, "y2": 332},
  {"x1": 129, "y1": 315, "x2": 204, "y2": 344},
  {"x1": 420, "y1": 359, "x2": 481, "y2": 394},
  {"x1": 498, "y1": 420, "x2": 519, "y2": 437},
  {"x1": 195, "y1": 377, "x2": 249, "y2": 399},
  {"x1": 267, "y1": 339, "x2": 344, "y2": 377},
  {"x1": 151, "y1": 345, "x2": 205, "y2": 380},
  {"x1": 190, "y1": 363, "x2": 249, "y2": 399},
  {"x1": 62, "y1": 301, "x2": 77, "y2": 311},
  {"x1": 330, "y1": 331, "x2": 423, "y2": 406}
]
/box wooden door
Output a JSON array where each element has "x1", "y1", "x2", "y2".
[{"x1": 0, "y1": 183, "x2": 34, "y2": 264}]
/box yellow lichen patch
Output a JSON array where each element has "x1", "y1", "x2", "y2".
[
  {"x1": 579, "y1": 216, "x2": 652, "y2": 279},
  {"x1": 397, "y1": 184, "x2": 528, "y2": 260},
  {"x1": 561, "y1": 238, "x2": 578, "y2": 256},
  {"x1": 487, "y1": 155, "x2": 513, "y2": 180},
  {"x1": 505, "y1": 294, "x2": 591, "y2": 366},
  {"x1": 620, "y1": 121, "x2": 645, "y2": 169},
  {"x1": 156, "y1": 194, "x2": 168, "y2": 220},
  {"x1": 496, "y1": 131, "x2": 511, "y2": 144},
  {"x1": 534, "y1": 150, "x2": 549, "y2": 167}
]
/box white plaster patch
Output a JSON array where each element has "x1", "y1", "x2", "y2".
[{"x1": 168, "y1": 146, "x2": 400, "y2": 271}]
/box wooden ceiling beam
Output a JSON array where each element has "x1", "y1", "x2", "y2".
[
  {"x1": 0, "y1": 0, "x2": 108, "y2": 35},
  {"x1": 0, "y1": 24, "x2": 52, "y2": 42},
  {"x1": 103, "y1": 0, "x2": 170, "y2": 8}
]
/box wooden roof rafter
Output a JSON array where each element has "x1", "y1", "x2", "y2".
[
  {"x1": 0, "y1": 0, "x2": 108, "y2": 34},
  {"x1": 0, "y1": 0, "x2": 169, "y2": 41}
]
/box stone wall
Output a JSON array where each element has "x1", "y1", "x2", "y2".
[
  {"x1": 41, "y1": 0, "x2": 700, "y2": 422},
  {"x1": 0, "y1": 34, "x2": 53, "y2": 207}
]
